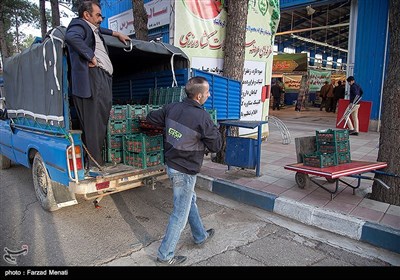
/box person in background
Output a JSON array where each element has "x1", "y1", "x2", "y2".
[
  {"x1": 271, "y1": 80, "x2": 282, "y2": 110},
  {"x1": 146, "y1": 76, "x2": 222, "y2": 265},
  {"x1": 346, "y1": 76, "x2": 363, "y2": 136},
  {"x1": 332, "y1": 80, "x2": 345, "y2": 113},
  {"x1": 319, "y1": 81, "x2": 330, "y2": 111},
  {"x1": 325, "y1": 80, "x2": 335, "y2": 112},
  {"x1": 65, "y1": 1, "x2": 131, "y2": 172},
  {"x1": 295, "y1": 75, "x2": 309, "y2": 112}
]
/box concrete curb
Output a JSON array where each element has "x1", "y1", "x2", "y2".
[{"x1": 197, "y1": 174, "x2": 400, "y2": 254}]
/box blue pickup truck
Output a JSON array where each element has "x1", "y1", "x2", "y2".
[{"x1": 0, "y1": 27, "x2": 240, "y2": 212}]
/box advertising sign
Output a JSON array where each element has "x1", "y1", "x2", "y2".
[
  {"x1": 108, "y1": 0, "x2": 170, "y2": 35},
  {"x1": 272, "y1": 53, "x2": 308, "y2": 73},
  {"x1": 175, "y1": 0, "x2": 280, "y2": 136},
  {"x1": 308, "y1": 69, "x2": 331, "y2": 92}
]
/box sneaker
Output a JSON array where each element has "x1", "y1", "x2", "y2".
[
  {"x1": 156, "y1": 255, "x2": 187, "y2": 266},
  {"x1": 196, "y1": 228, "x2": 215, "y2": 246}
]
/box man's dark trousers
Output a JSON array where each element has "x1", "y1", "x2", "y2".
[{"x1": 73, "y1": 67, "x2": 112, "y2": 168}]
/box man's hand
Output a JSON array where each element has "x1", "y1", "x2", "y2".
[
  {"x1": 113, "y1": 31, "x2": 131, "y2": 45},
  {"x1": 89, "y1": 57, "x2": 97, "y2": 68}
]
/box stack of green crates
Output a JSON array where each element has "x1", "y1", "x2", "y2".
[
  {"x1": 303, "y1": 129, "x2": 351, "y2": 168},
  {"x1": 148, "y1": 87, "x2": 186, "y2": 105},
  {"x1": 106, "y1": 105, "x2": 129, "y2": 163},
  {"x1": 123, "y1": 133, "x2": 164, "y2": 169}
]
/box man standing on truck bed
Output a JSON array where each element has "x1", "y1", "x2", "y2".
[
  {"x1": 146, "y1": 77, "x2": 222, "y2": 265},
  {"x1": 65, "y1": 0, "x2": 130, "y2": 172}
]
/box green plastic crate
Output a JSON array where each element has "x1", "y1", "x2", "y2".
[
  {"x1": 109, "y1": 105, "x2": 128, "y2": 120},
  {"x1": 316, "y1": 129, "x2": 349, "y2": 143},
  {"x1": 128, "y1": 104, "x2": 147, "y2": 119},
  {"x1": 124, "y1": 133, "x2": 163, "y2": 153},
  {"x1": 107, "y1": 120, "x2": 127, "y2": 135},
  {"x1": 303, "y1": 152, "x2": 337, "y2": 168},
  {"x1": 107, "y1": 148, "x2": 123, "y2": 164},
  {"x1": 107, "y1": 134, "x2": 123, "y2": 150},
  {"x1": 337, "y1": 152, "x2": 351, "y2": 164},
  {"x1": 123, "y1": 150, "x2": 164, "y2": 169},
  {"x1": 318, "y1": 140, "x2": 350, "y2": 154}
]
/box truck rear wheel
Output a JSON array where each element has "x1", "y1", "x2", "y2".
[
  {"x1": 0, "y1": 154, "x2": 11, "y2": 169},
  {"x1": 32, "y1": 153, "x2": 59, "y2": 212}
]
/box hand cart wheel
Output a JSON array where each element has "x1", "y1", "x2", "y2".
[
  {"x1": 295, "y1": 172, "x2": 310, "y2": 189},
  {"x1": 325, "y1": 178, "x2": 337, "y2": 183}
]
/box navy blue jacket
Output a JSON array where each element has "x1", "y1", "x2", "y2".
[
  {"x1": 146, "y1": 98, "x2": 222, "y2": 175},
  {"x1": 349, "y1": 82, "x2": 363, "y2": 104},
  {"x1": 65, "y1": 18, "x2": 113, "y2": 98}
]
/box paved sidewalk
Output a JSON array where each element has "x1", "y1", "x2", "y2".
[{"x1": 197, "y1": 106, "x2": 400, "y2": 255}]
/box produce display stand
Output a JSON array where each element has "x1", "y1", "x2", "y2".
[{"x1": 284, "y1": 160, "x2": 387, "y2": 199}]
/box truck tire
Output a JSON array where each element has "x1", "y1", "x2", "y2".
[
  {"x1": 0, "y1": 154, "x2": 11, "y2": 169},
  {"x1": 32, "y1": 153, "x2": 60, "y2": 212}
]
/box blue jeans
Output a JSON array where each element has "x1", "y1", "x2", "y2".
[{"x1": 157, "y1": 166, "x2": 208, "y2": 261}]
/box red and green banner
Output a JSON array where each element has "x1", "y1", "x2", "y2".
[{"x1": 272, "y1": 53, "x2": 308, "y2": 73}]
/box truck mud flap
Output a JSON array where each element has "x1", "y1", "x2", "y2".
[{"x1": 52, "y1": 181, "x2": 78, "y2": 208}]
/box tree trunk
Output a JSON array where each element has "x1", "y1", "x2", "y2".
[
  {"x1": 40, "y1": 0, "x2": 47, "y2": 39},
  {"x1": 222, "y1": 0, "x2": 248, "y2": 80},
  {"x1": 50, "y1": 0, "x2": 61, "y2": 28},
  {"x1": 215, "y1": 0, "x2": 249, "y2": 164},
  {"x1": 370, "y1": 0, "x2": 400, "y2": 206},
  {"x1": 0, "y1": 2, "x2": 9, "y2": 62},
  {"x1": 132, "y1": 0, "x2": 148, "y2": 41}
]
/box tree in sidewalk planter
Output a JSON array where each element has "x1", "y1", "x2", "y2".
[
  {"x1": 371, "y1": 0, "x2": 400, "y2": 206},
  {"x1": 215, "y1": 0, "x2": 249, "y2": 164}
]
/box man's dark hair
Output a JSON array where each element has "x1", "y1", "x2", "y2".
[
  {"x1": 337, "y1": 80, "x2": 342, "y2": 85},
  {"x1": 78, "y1": 1, "x2": 101, "y2": 18},
  {"x1": 185, "y1": 76, "x2": 208, "y2": 99},
  {"x1": 347, "y1": 76, "x2": 355, "y2": 82}
]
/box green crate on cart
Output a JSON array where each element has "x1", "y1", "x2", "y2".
[
  {"x1": 303, "y1": 152, "x2": 337, "y2": 168},
  {"x1": 109, "y1": 105, "x2": 128, "y2": 120},
  {"x1": 316, "y1": 129, "x2": 349, "y2": 143},
  {"x1": 124, "y1": 133, "x2": 163, "y2": 153},
  {"x1": 318, "y1": 140, "x2": 350, "y2": 154},
  {"x1": 123, "y1": 150, "x2": 164, "y2": 169},
  {"x1": 337, "y1": 152, "x2": 351, "y2": 164}
]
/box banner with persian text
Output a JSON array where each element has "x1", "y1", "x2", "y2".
[
  {"x1": 283, "y1": 75, "x2": 302, "y2": 93},
  {"x1": 174, "y1": 0, "x2": 280, "y2": 136},
  {"x1": 272, "y1": 53, "x2": 308, "y2": 73},
  {"x1": 108, "y1": 0, "x2": 170, "y2": 35},
  {"x1": 308, "y1": 69, "x2": 331, "y2": 92}
]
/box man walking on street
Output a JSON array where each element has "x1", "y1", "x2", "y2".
[{"x1": 146, "y1": 77, "x2": 222, "y2": 265}]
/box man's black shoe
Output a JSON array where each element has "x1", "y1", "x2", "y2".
[
  {"x1": 350, "y1": 131, "x2": 359, "y2": 136},
  {"x1": 196, "y1": 228, "x2": 215, "y2": 246},
  {"x1": 156, "y1": 255, "x2": 187, "y2": 266}
]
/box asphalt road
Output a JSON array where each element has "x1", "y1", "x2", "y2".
[{"x1": 1, "y1": 163, "x2": 397, "y2": 272}]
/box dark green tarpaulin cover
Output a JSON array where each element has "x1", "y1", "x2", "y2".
[{"x1": 3, "y1": 26, "x2": 189, "y2": 126}]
